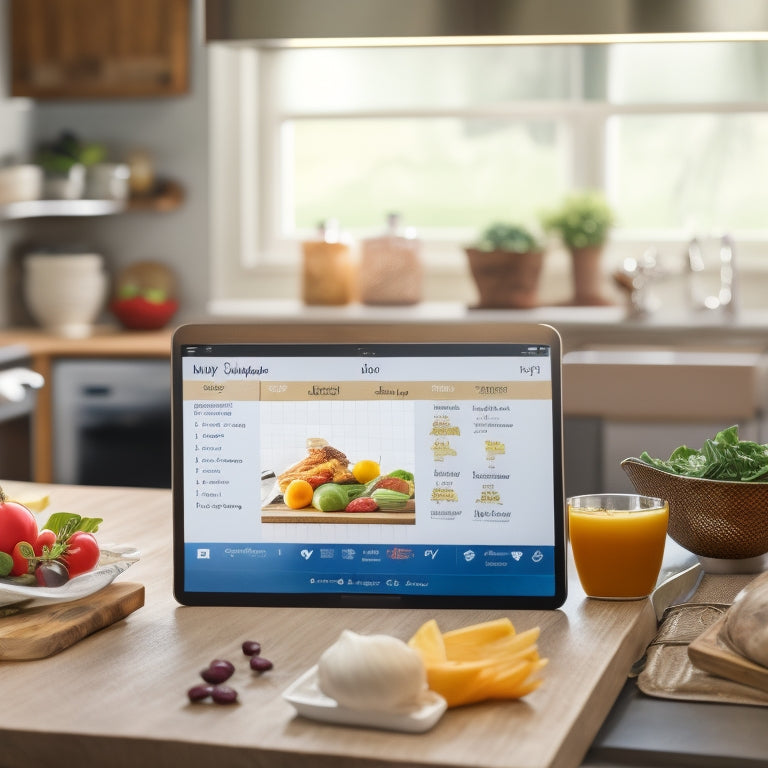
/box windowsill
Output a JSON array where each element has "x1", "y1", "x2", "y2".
[{"x1": 206, "y1": 297, "x2": 768, "y2": 331}]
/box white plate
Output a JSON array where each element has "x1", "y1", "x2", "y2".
[
  {"x1": 0, "y1": 545, "x2": 140, "y2": 609},
  {"x1": 283, "y1": 665, "x2": 447, "y2": 733}
]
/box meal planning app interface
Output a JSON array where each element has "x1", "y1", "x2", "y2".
[{"x1": 180, "y1": 344, "x2": 559, "y2": 597}]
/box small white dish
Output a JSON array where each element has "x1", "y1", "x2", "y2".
[
  {"x1": 0, "y1": 546, "x2": 140, "y2": 608},
  {"x1": 283, "y1": 665, "x2": 447, "y2": 733}
]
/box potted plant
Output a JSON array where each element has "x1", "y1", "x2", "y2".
[
  {"x1": 542, "y1": 191, "x2": 616, "y2": 305},
  {"x1": 36, "y1": 131, "x2": 106, "y2": 200},
  {"x1": 465, "y1": 223, "x2": 545, "y2": 309}
]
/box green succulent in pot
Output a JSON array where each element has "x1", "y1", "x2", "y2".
[
  {"x1": 541, "y1": 190, "x2": 615, "y2": 250},
  {"x1": 471, "y1": 222, "x2": 543, "y2": 254},
  {"x1": 465, "y1": 222, "x2": 545, "y2": 309},
  {"x1": 541, "y1": 190, "x2": 616, "y2": 306}
]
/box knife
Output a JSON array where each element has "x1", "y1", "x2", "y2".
[
  {"x1": 628, "y1": 561, "x2": 704, "y2": 677},
  {"x1": 651, "y1": 560, "x2": 704, "y2": 622}
]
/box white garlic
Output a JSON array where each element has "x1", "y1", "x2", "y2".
[{"x1": 317, "y1": 629, "x2": 427, "y2": 712}]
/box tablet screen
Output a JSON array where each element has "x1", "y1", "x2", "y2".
[{"x1": 172, "y1": 324, "x2": 566, "y2": 609}]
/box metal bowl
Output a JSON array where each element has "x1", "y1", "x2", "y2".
[{"x1": 622, "y1": 457, "x2": 768, "y2": 560}]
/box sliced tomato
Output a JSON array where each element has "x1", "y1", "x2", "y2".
[{"x1": 10, "y1": 541, "x2": 35, "y2": 576}]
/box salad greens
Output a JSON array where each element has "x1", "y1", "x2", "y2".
[{"x1": 640, "y1": 425, "x2": 768, "y2": 482}]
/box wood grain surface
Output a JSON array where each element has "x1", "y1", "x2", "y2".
[
  {"x1": 0, "y1": 480, "x2": 658, "y2": 768},
  {"x1": 262, "y1": 500, "x2": 416, "y2": 524},
  {"x1": 0, "y1": 582, "x2": 145, "y2": 660}
]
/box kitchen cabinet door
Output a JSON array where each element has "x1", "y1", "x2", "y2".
[{"x1": 11, "y1": 0, "x2": 189, "y2": 99}]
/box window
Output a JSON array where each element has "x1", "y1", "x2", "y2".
[
  {"x1": 209, "y1": 41, "x2": 768, "y2": 301},
  {"x1": 605, "y1": 43, "x2": 768, "y2": 236}
]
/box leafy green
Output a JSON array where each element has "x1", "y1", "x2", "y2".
[
  {"x1": 0, "y1": 551, "x2": 12, "y2": 577},
  {"x1": 42, "y1": 512, "x2": 103, "y2": 538},
  {"x1": 541, "y1": 190, "x2": 615, "y2": 249},
  {"x1": 387, "y1": 469, "x2": 414, "y2": 482},
  {"x1": 640, "y1": 425, "x2": 768, "y2": 481}
]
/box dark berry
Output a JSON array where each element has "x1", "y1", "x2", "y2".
[
  {"x1": 201, "y1": 659, "x2": 235, "y2": 684},
  {"x1": 250, "y1": 655, "x2": 273, "y2": 673},
  {"x1": 211, "y1": 685, "x2": 238, "y2": 704},
  {"x1": 187, "y1": 684, "x2": 214, "y2": 702},
  {"x1": 242, "y1": 640, "x2": 261, "y2": 656}
]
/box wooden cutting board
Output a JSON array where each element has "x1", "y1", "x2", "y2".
[
  {"x1": 0, "y1": 582, "x2": 144, "y2": 661},
  {"x1": 688, "y1": 613, "x2": 768, "y2": 694}
]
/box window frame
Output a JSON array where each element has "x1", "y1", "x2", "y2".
[{"x1": 209, "y1": 43, "x2": 768, "y2": 304}]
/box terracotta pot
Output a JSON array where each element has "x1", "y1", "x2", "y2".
[
  {"x1": 568, "y1": 245, "x2": 613, "y2": 306},
  {"x1": 466, "y1": 248, "x2": 543, "y2": 309}
]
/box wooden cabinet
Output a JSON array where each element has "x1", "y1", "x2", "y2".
[{"x1": 10, "y1": 0, "x2": 189, "y2": 99}]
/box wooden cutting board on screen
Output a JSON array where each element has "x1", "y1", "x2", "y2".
[
  {"x1": 262, "y1": 500, "x2": 415, "y2": 524},
  {"x1": 0, "y1": 582, "x2": 144, "y2": 661}
]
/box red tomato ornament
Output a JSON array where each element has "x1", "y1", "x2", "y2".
[
  {"x1": 34, "y1": 529, "x2": 56, "y2": 556},
  {"x1": 0, "y1": 491, "x2": 38, "y2": 555},
  {"x1": 63, "y1": 531, "x2": 100, "y2": 577}
]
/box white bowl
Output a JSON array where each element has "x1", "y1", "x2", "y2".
[
  {"x1": 23, "y1": 254, "x2": 107, "y2": 338},
  {"x1": 0, "y1": 164, "x2": 43, "y2": 205}
]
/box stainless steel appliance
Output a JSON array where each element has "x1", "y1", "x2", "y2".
[
  {"x1": 205, "y1": 0, "x2": 768, "y2": 45},
  {"x1": 0, "y1": 344, "x2": 44, "y2": 481},
  {"x1": 52, "y1": 359, "x2": 171, "y2": 488}
]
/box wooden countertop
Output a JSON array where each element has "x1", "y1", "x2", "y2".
[
  {"x1": 0, "y1": 481, "x2": 659, "y2": 768},
  {"x1": 0, "y1": 325, "x2": 174, "y2": 358}
]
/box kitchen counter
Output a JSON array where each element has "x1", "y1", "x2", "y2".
[
  {"x1": 0, "y1": 326, "x2": 174, "y2": 357},
  {"x1": 0, "y1": 480, "x2": 765, "y2": 768},
  {"x1": 0, "y1": 480, "x2": 658, "y2": 768}
]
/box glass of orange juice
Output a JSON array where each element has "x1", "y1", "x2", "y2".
[{"x1": 568, "y1": 494, "x2": 669, "y2": 600}]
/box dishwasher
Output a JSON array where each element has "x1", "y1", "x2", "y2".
[{"x1": 51, "y1": 359, "x2": 171, "y2": 488}]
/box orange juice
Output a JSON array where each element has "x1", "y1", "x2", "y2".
[{"x1": 568, "y1": 494, "x2": 669, "y2": 599}]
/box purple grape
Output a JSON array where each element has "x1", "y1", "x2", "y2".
[
  {"x1": 250, "y1": 655, "x2": 273, "y2": 673},
  {"x1": 242, "y1": 640, "x2": 261, "y2": 656},
  {"x1": 200, "y1": 659, "x2": 235, "y2": 684},
  {"x1": 211, "y1": 685, "x2": 238, "y2": 704},
  {"x1": 187, "y1": 684, "x2": 214, "y2": 702},
  {"x1": 35, "y1": 560, "x2": 69, "y2": 587}
]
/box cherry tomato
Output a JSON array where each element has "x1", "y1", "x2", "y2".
[
  {"x1": 10, "y1": 540, "x2": 34, "y2": 576},
  {"x1": 63, "y1": 531, "x2": 100, "y2": 577},
  {"x1": 0, "y1": 498, "x2": 38, "y2": 555},
  {"x1": 34, "y1": 529, "x2": 57, "y2": 556}
]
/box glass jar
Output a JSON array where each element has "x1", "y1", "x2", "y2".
[
  {"x1": 301, "y1": 220, "x2": 354, "y2": 305},
  {"x1": 359, "y1": 213, "x2": 423, "y2": 305}
]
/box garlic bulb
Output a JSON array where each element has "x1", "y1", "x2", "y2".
[{"x1": 317, "y1": 629, "x2": 427, "y2": 712}]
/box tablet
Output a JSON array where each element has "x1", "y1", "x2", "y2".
[{"x1": 172, "y1": 322, "x2": 567, "y2": 609}]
